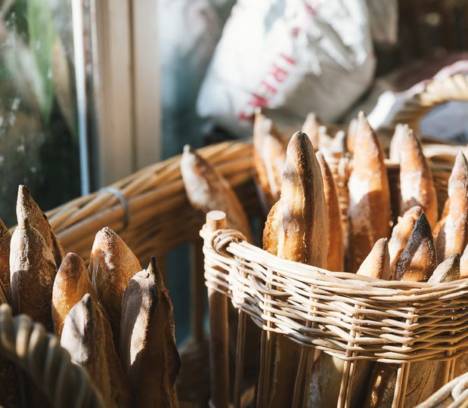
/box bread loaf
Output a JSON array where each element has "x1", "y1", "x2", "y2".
[
  {"x1": 267, "y1": 132, "x2": 327, "y2": 408},
  {"x1": 0, "y1": 218, "x2": 11, "y2": 300},
  {"x1": 10, "y1": 218, "x2": 56, "y2": 330},
  {"x1": 306, "y1": 238, "x2": 390, "y2": 408},
  {"x1": 398, "y1": 128, "x2": 438, "y2": 228},
  {"x1": 428, "y1": 254, "x2": 460, "y2": 283},
  {"x1": 389, "y1": 124, "x2": 410, "y2": 162},
  {"x1": 388, "y1": 206, "x2": 423, "y2": 275},
  {"x1": 435, "y1": 152, "x2": 468, "y2": 260},
  {"x1": 16, "y1": 185, "x2": 64, "y2": 266},
  {"x1": 90, "y1": 227, "x2": 141, "y2": 342},
  {"x1": 120, "y1": 258, "x2": 180, "y2": 407},
  {"x1": 302, "y1": 113, "x2": 321, "y2": 150},
  {"x1": 61, "y1": 293, "x2": 129, "y2": 407},
  {"x1": 316, "y1": 152, "x2": 344, "y2": 271},
  {"x1": 262, "y1": 201, "x2": 280, "y2": 255},
  {"x1": 253, "y1": 111, "x2": 286, "y2": 207},
  {"x1": 181, "y1": 145, "x2": 252, "y2": 241},
  {"x1": 348, "y1": 112, "x2": 391, "y2": 272},
  {"x1": 395, "y1": 213, "x2": 437, "y2": 282},
  {"x1": 52, "y1": 252, "x2": 95, "y2": 336}
]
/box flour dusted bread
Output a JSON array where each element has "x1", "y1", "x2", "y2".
[
  {"x1": 181, "y1": 145, "x2": 252, "y2": 241},
  {"x1": 10, "y1": 218, "x2": 56, "y2": 330},
  {"x1": 253, "y1": 110, "x2": 286, "y2": 207},
  {"x1": 435, "y1": 152, "x2": 468, "y2": 260},
  {"x1": 120, "y1": 258, "x2": 180, "y2": 407},
  {"x1": 317, "y1": 152, "x2": 344, "y2": 271},
  {"x1": 16, "y1": 185, "x2": 64, "y2": 266},
  {"x1": 267, "y1": 132, "x2": 327, "y2": 407},
  {"x1": 388, "y1": 206, "x2": 423, "y2": 275},
  {"x1": 61, "y1": 293, "x2": 129, "y2": 407},
  {"x1": 52, "y1": 252, "x2": 95, "y2": 336},
  {"x1": 307, "y1": 238, "x2": 390, "y2": 408},
  {"x1": 389, "y1": 124, "x2": 410, "y2": 162},
  {"x1": 90, "y1": 227, "x2": 141, "y2": 341},
  {"x1": 348, "y1": 112, "x2": 391, "y2": 272},
  {"x1": 398, "y1": 128, "x2": 438, "y2": 228},
  {"x1": 428, "y1": 254, "x2": 460, "y2": 283},
  {"x1": 0, "y1": 218, "x2": 11, "y2": 299},
  {"x1": 395, "y1": 213, "x2": 437, "y2": 282}
]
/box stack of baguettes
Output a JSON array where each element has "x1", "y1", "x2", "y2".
[
  {"x1": 181, "y1": 110, "x2": 468, "y2": 408},
  {"x1": 0, "y1": 186, "x2": 180, "y2": 407}
]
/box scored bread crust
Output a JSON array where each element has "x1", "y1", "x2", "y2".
[
  {"x1": 90, "y1": 227, "x2": 142, "y2": 343},
  {"x1": 253, "y1": 111, "x2": 286, "y2": 207},
  {"x1": 348, "y1": 113, "x2": 391, "y2": 272},
  {"x1": 16, "y1": 185, "x2": 64, "y2": 266},
  {"x1": 10, "y1": 219, "x2": 56, "y2": 330},
  {"x1": 398, "y1": 128, "x2": 438, "y2": 228},
  {"x1": 181, "y1": 145, "x2": 252, "y2": 241},
  {"x1": 52, "y1": 252, "x2": 95, "y2": 336},
  {"x1": 388, "y1": 206, "x2": 423, "y2": 275},
  {"x1": 435, "y1": 152, "x2": 468, "y2": 260},
  {"x1": 0, "y1": 218, "x2": 11, "y2": 300},
  {"x1": 268, "y1": 132, "x2": 328, "y2": 407},
  {"x1": 61, "y1": 293, "x2": 129, "y2": 408},
  {"x1": 120, "y1": 259, "x2": 180, "y2": 407},
  {"x1": 395, "y1": 213, "x2": 437, "y2": 282},
  {"x1": 317, "y1": 152, "x2": 344, "y2": 271}
]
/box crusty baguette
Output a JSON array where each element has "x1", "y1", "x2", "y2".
[
  {"x1": 302, "y1": 113, "x2": 321, "y2": 150},
  {"x1": 428, "y1": 254, "x2": 460, "y2": 283},
  {"x1": 306, "y1": 238, "x2": 390, "y2": 408},
  {"x1": 267, "y1": 132, "x2": 328, "y2": 408},
  {"x1": 0, "y1": 217, "x2": 11, "y2": 300},
  {"x1": 364, "y1": 214, "x2": 437, "y2": 407},
  {"x1": 398, "y1": 128, "x2": 438, "y2": 228},
  {"x1": 262, "y1": 200, "x2": 280, "y2": 255},
  {"x1": 181, "y1": 145, "x2": 252, "y2": 241},
  {"x1": 389, "y1": 124, "x2": 410, "y2": 162},
  {"x1": 16, "y1": 185, "x2": 64, "y2": 266},
  {"x1": 316, "y1": 152, "x2": 344, "y2": 271},
  {"x1": 52, "y1": 252, "x2": 95, "y2": 336},
  {"x1": 346, "y1": 117, "x2": 358, "y2": 154},
  {"x1": 10, "y1": 218, "x2": 56, "y2": 330},
  {"x1": 90, "y1": 227, "x2": 141, "y2": 342},
  {"x1": 61, "y1": 293, "x2": 129, "y2": 407},
  {"x1": 120, "y1": 258, "x2": 180, "y2": 407},
  {"x1": 435, "y1": 152, "x2": 468, "y2": 260},
  {"x1": 395, "y1": 213, "x2": 437, "y2": 282},
  {"x1": 461, "y1": 244, "x2": 468, "y2": 278},
  {"x1": 348, "y1": 112, "x2": 391, "y2": 272},
  {"x1": 388, "y1": 206, "x2": 423, "y2": 275},
  {"x1": 253, "y1": 110, "x2": 286, "y2": 207}
]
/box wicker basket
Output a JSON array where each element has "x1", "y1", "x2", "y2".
[
  {"x1": 0, "y1": 304, "x2": 103, "y2": 408},
  {"x1": 26, "y1": 73, "x2": 464, "y2": 406},
  {"x1": 417, "y1": 372, "x2": 468, "y2": 408}
]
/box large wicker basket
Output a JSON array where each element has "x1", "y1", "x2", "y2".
[{"x1": 417, "y1": 372, "x2": 468, "y2": 408}]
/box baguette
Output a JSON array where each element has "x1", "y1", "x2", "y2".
[
  {"x1": 316, "y1": 152, "x2": 344, "y2": 271},
  {"x1": 253, "y1": 110, "x2": 286, "y2": 207},
  {"x1": 389, "y1": 124, "x2": 410, "y2": 162},
  {"x1": 388, "y1": 206, "x2": 423, "y2": 275},
  {"x1": 348, "y1": 112, "x2": 391, "y2": 272},
  {"x1": 461, "y1": 244, "x2": 468, "y2": 278},
  {"x1": 0, "y1": 217, "x2": 10, "y2": 299},
  {"x1": 435, "y1": 152, "x2": 468, "y2": 260},
  {"x1": 346, "y1": 117, "x2": 358, "y2": 154},
  {"x1": 61, "y1": 293, "x2": 129, "y2": 407},
  {"x1": 267, "y1": 132, "x2": 327, "y2": 408},
  {"x1": 10, "y1": 218, "x2": 56, "y2": 330},
  {"x1": 306, "y1": 238, "x2": 390, "y2": 408},
  {"x1": 16, "y1": 185, "x2": 64, "y2": 266},
  {"x1": 364, "y1": 214, "x2": 436, "y2": 407},
  {"x1": 395, "y1": 213, "x2": 437, "y2": 282},
  {"x1": 398, "y1": 128, "x2": 438, "y2": 228},
  {"x1": 181, "y1": 145, "x2": 252, "y2": 241},
  {"x1": 302, "y1": 113, "x2": 321, "y2": 150},
  {"x1": 90, "y1": 227, "x2": 141, "y2": 342},
  {"x1": 52, "y1": 252, "x2": 95, "y2": 336},
  {"x1": 262, "y1": 200, "x2": 280, "y2": 255},
  {"x1": 120, "y1": 258, "x2": 180, "y2": 407},
  {"x1": 428, "y1": 254, "x2": 460, "y2": 283}
]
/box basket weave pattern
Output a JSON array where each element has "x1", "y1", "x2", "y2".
[
  {"x1": 203, "y1": 228, "x2": 468, "y2": 364},
  {"x1": 417, "y1": 372, "x2": 468, "y2": 408}
]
